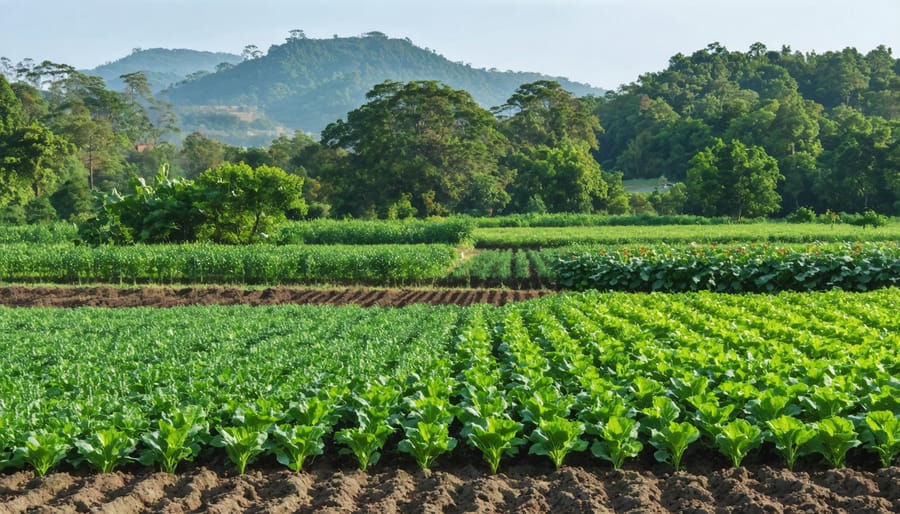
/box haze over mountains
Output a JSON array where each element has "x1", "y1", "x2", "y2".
[{"x1": 86, "y1": 33, "x2": 605, "y2": 146}]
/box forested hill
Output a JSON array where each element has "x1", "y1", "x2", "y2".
[
  {"x1": 85, "y1": 48, "x2": 242, "y2": 93},
  {"x1": 594, "y1": 43, "x2": 899, "y2": 214},
  {"x1": 161, "y1": 33, "x2": 604, "y2": 136}
]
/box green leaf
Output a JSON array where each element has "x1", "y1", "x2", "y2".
[
  {"x1": 527, "y1": 417, "x2": 588, "y2": 470},
  {"x1": 714, "y1": 419, "x2": 763, "y2": 467}
]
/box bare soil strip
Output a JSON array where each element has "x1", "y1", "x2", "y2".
[
  {"x1": 0, "y1": 285, "x2": 552, "y2": 308},
  {"x1": 0, "y1": 459, "x2": 896, "y2": 514}
]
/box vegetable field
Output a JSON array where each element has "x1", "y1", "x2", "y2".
[{"x1": 1, "y1": 290, "x2": 897, "y2": 478}]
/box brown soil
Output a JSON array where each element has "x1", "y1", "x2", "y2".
[
  {"x1": 0, "y1": 285, "x2": 552, "y2": 308},
  {"x1": 0, "y1": 458, "x2": 896, "y2": 514}
]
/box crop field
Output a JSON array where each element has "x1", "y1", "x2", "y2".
[
  {"x1": 473, "y1": 222, "x2": 900, "y2": 247},
  {"x1": 0, "y1": 290, "x2": 898, "y2": 512}
]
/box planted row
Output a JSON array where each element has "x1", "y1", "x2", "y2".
[
  {"x1": 474, "y1": 222, "x2": 900, "y2": 248},
  {"x1": 275, "y1": 218, "x2": 474, "y2": 245},
  {"x1": 554, "y1": 242, "x2": 900, "y2": 292},
  {"x1": 0, "y1": 243, "x2": 457, "y2": 285}
]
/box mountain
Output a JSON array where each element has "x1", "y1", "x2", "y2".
[
  {"x1": 86, "y1": 48, "x2": 242, "y2": 93},
  {"x1": 159, "y1": 33, "x2": 605, "y2": 144}
]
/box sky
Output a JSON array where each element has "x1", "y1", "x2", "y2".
[{"x1": 2, "y1": 0, "x2": 898, "y2": 90}]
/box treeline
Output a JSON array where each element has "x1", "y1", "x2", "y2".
[
  {"x1": 0, "y1": 42, "x2": 897, "y2": 233},
  {"x1": 595, "y1": 43, "x2": 899, "y2": 215}
]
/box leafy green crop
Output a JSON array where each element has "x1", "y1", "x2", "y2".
[
  {"x1": 650, "y1": 421, "x2": 700, "y2": 471},
  {"x1": 590, "y1": 416, "x2": 643, "y2": 469},
  {"x1": 527, "y1": 417, "x2": 588, "y2": 470},
  {"x1": 138, "y1": 408, "x2": 208, "y2": 473},
  {"x1": 268, "y1": 424, "x2": 328, "y2": 471},
  {"x1": 858, "y1": 411, "x2": 900, "y2": 467},
  {"x1": 464, "y1": 416, "x2": 525, "y2": 474},
  {"x1": 714, "y1": 419, "x2": 764, "y2": 467},
  {"x1": 74, "y1": 428, "x2": 136, "y2": 473},
  {"x1": 766, "y1": 415, "x2": 816, "y2": 470},
  {"x1": 811, "y1": 417, "x2": 861, "y2": 468},
  {"x1": 17, "y1": 430, "x2": 71, "y2": 477},
  {"x1": 211, "y1": 425, "x2": 269, "y2": 475}
]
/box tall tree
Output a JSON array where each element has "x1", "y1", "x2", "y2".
[
  {"x1": 322, "y1": 80, "x2": 508, "y2": 217},
  {"x1": 686, "y1": 138, "x2": 782, "y2": 219}
]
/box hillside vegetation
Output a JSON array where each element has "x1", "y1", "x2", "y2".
[{"x1": 161, "y1": 33, "x2": 603, "y2": 140}]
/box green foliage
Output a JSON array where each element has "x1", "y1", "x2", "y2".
[
  {"x1": 810, "y1": 417, "x2": 861, "y2": 468},
  {"x1": 0, "y1": 288, "x2": 897, "y2": 477},
  {"x1": 335, "y1": 415, "x2": 394, "y2": 472},
  {"x1": 276, "y1": 217, "x2": 474, "y2": 245},
  {"x1": 16, "y1": 430, "x2": 71, "y2": 477},
  {"x1": 73, "y1": 428, "x2": 136, "y2": 473},
  {"x1": 211, "y1": 425, "x2": 269, "y2": 475},
  {"x1": 0, "y1": 243, "x2": 458, "y2": 285},
  {"x1": 590, "y1": 416, "x2": 644, "y2": 469},
  {"x1": 649, "y1": 421, "x2": 700, "y2": 471},
  {"x1": 195, "y1": 162, "x2": 306, "y2": 244},
  {"x1": 464, "y1": 416, "x2": 525, "y2": 474},
  {"x1": 766, "y1": 415, "x2": 817, "y2": 470},
  {"x1": 138, "y1": 407, "x2": 208, "y2": 473},
  {"x1": 685, "y1": 138, "x2": 783, "y2": 220},
  {"x1": 858, "y1": 411, "x2": 900, "y2": 467},
  {"x1": 268, "y1": 424, "x2": 328, "y2": 471},
  {"x1": 321, "y1": 80, "x2": 508, "y2": 218},
  {"x1": 714, "y1": 419, "x2": 764, "y2": 467},
  {"x1": 553, "y1": 242, "x2": 900, "y2": 292},
  {"x1": 527, "y1": 417, "x2": 588, "y2": 470}
]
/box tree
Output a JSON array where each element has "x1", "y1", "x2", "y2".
[
  {"x1": 321, "y1": 80, "x2": 508, "y2": 217},
  {"x1": 0, "y1": 123, "x2": 73, "y2": 206},
  {"x1": 178, "y1": 132, "x2": 226, "y2": 178},
  {"x1": 497, "y1": 80, "x2": 600, "y2": 149},
  {"x1": 195, "y1": 162, "x2": 306, "y2": 244},
  {"x1": 506, "y1": 140, "x2": 607, "y2": 213},
  {"x1": 686, "y1": 138, "x2": 783, "y2": 219}
]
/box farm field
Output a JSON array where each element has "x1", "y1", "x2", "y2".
[
  {"x1": 0, "y1": 290, "x2": 898, "y2": 512},
  {"x1": 473, "y1": 221, "x2": 900, "y2": 247}
]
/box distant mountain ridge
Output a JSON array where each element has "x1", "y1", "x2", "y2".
[
  {"x1": 86, "y1": 48, "x2": 242, "y2": 93},
  {"x1": 87, "y1": 35, "x2": 605, "y2": 145}
]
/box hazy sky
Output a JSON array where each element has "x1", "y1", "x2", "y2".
[{"x1": 2, "y1": 0, "x2": 898, "y2": 89}]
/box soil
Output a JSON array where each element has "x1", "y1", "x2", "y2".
[
  {"x1": 0, "y1": 456, "x2": 896, "y2": 514},
  {"x1": 0, "y1": 285, "x2": 552, "y2": 308}
]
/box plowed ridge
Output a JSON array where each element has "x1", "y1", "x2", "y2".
[
  {"x1": 1, "y1": 462, "x2": 896, "y2": 514},
  {"x1": 0, "y1": 286, "x2": 552, "y2": 308}
]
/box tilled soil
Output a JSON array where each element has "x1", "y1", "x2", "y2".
[
  {"x1": 0, "y1": 458, "x2": 896, "y2": 514},
  {"x1": 0, "y1": 286, "x2": 552, "y2": 308}
]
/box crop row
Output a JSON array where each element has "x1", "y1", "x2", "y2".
[
  {"x1": 0, "y1": 289, "x2": 896, "y2": 476},
  {"x1": 0, "y1": 243, "x2": 457, "y2": 285},
  {"x1": 473, "y1": 223, "x2": 900, "y2": 248},
  {"x1": 554, "y1": 242, "x2": 900, "y2": 292}
]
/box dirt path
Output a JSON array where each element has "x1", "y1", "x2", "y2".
[
  {"x1": 0, "y1": 285, "x2": 553, "y2": 308},
  {"x1": 0, "y1": 457, "x2": 896, "y2": 514}
]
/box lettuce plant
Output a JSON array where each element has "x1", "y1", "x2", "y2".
[
  {"x1": 464, "y1": 416, "x2": 524, "y2": 474},
  {"x1": 714, "y1": 419, "x2": 763, "y2": 467},
  {"x1": 590, "y1": 416, "x2": 643, "y2": 469},
  {"x1": 74, "y1": 428, "x2": 136, "y2": 473},
  {"x1": 858, "y1": 411, "x2": 900, "y2": 467},
  {"x1": 267, "y1": 424, "x2": 328, "y2": 472},
  {"x1": 527, "y1": 417, "x2": 588, "y2": 470},
  {"x1": 649, "y1": 421, "x2": 700, "y2": 471},
  {"x1": 811, "y1": 416, "x2": 861, "y2": 468},
  {"x1": 766, "y1": 415, "x2": 816, "y2": 470}
]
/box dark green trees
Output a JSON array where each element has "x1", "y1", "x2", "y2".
[
  {"x1": 686, "y1": 138, "x2": 783, "y2": 219},
  {"x1": 321, "y1": 80, "x2": 508, "y2": 217}
]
